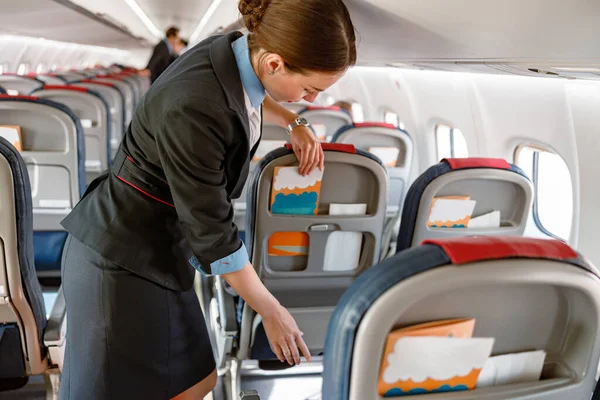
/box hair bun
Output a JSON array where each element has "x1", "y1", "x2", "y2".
[{"x1": 239, "y1": 0, "x2": 271, "y2": 32}]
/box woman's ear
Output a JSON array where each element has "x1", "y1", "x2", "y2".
[{"x1": 263, "y1": 53, "x2": 285, "y2": 75}]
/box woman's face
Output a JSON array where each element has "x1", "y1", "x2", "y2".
[{"x1": 255, "y1": 53, "x2": 344, "y2": 103}]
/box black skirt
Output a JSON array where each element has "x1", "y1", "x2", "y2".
[{"x1": 59, "y1": 235, "x2": 216, "y2": 400}]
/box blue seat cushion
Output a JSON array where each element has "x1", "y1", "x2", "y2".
[{"x1": 33, "y1": 231, "x2": 68, "y2": 272}]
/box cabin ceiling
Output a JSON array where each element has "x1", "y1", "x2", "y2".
[{"x1": 1, "y1": 0, "x2": 599, "y2": 79}]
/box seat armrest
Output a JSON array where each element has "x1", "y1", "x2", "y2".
[
  {"x1": 215, "y1": 277, "x2": 238, "y2": 333},
  {"x1": 43, "y1": 286, "x2": 66, "y2": 369}
]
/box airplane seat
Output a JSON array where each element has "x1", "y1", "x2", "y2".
[
  {"x1": 0, "y1": 75, "x2": 44, "y2": 95},
  {"x1": 0, "y1": 86, "x2": 5, "y2": 94},
  {"x1": 32, "y1": 85, "x2": 112, "y2": 183},
  {"x1": 396, "y1": 157, "x2": 534, "y2": 253},
  {"x1": 93, "y1": 76, "x2": 134, "y2": 128},
  {"x1": 0, "y1": 137, "x2": 66, "y2": 389},
  {"x1": 0, "y1": 95, "x2": 86, "y2": 276},
  {"x1": 74, "y1": 79, "x2": 126, "y2": 159},
  {"x1": 211, "y1": 143, "x2": 388, "y2": 374},
  {"x1": 322, "y1": 235, "x2": 600, "y2": 400},
  {"x1": 35, "y1": 74, "x2": 69, "y2": 85},
  {"x1": 332, "y1": 122, "x2": 414, "y2": 258},
  {"x1": 298, "y1": 105, "x2": 353, "y2": 142}
]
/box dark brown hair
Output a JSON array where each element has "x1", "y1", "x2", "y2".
[
  {"x1": 238, "y1": 0, "x2": 357, "y2": 74},
  {"x1": 165, "y1": 26, "x2": 180, "y2": 39}
]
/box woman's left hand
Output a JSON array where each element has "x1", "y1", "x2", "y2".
[{"x1": 289, "y1": 126, "x2": 324, "y2": 176}]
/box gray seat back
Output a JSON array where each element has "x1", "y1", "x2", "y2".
[
  {"x1": 238, "y1": 143, "x2": 388, "y2": 358},
  {"x1": 322, "y1": 236, "x2": 600, "y2": 400},
  {"x1": 396, "y1": 158, "x2": 534, "y2": 252},
  {"x1": 33, "y1": 74, "x2": 68, "y2": 85},
  {"x1": 0, "y1": 95, "x2": 85, "y2": 231},
  {"x1": 73, "y1": 80, "x2": 125, "y2": 159},
  {"x1": 299, "y1": 106, "x2": 353, "y2": 142},
  {"x1": 32, "y1": 86, "x2": 111, "y2": 183},
  {"x1": 0, "y1": 137, "x2": 48, "y2": 376},
  {"x1": 93, "y1": 77, "x2": 134, "y2": 128},
  {"x1": 332, "y1": 122, "x2": 414, "y2": 218},
  {"x1": 0, "y1": 75, "x2": 43, "y2": 95}
]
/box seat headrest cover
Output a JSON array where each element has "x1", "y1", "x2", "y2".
[
  {"x1": 443, "y1": 157, "x2": 510, "y2": 170},
  {"x1": 284, "y1": 143, "x2": 356, "y2": 154},
  {"x1": 421, "y1": 236, "x2": 578, "y2": 265},
  {"x1": 0, "y1": 94, "x2": 39, "y2": 100},
  {"x1": 42, "y1": 85, "x2": 87, "y2": 92},
  {"x1": 306, "y1": 106, "x2": 342, "y2": 112},
  {"x1": 353, "y1": 122, "x2": 398, "y2": 129}
]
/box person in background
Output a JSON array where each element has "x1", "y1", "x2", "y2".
[
  {"x1": 139, "y1": 26, "x2": 181, "y2": 83},
  {"x1": 332, "y1": 99, "x2": 354, "y2": 119}
]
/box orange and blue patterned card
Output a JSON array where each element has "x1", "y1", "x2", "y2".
[
  {"x1": 268, "y1": 166, "x2": 324, "y2": 256},
  {"x1": 378, "y1": 319, "x2": 494, "y2": 397}
]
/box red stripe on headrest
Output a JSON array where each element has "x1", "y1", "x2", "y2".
[
  {"x1": 305, "y1": 106, "x2": 342, "y2": 112},
  {"x1": 443, "y1": 158, "x2": 510, "y2": 170},
  {"x1": 80, "y1": 79, "x2": 114, "y2": 87},
  {"x1": 43, "y1": 85, "x2": 87, "y2": 92},
  {"x1": 0, "y1": 94, "x2": 39, "y2": 100},
  {"x1": 284, "y1": 143, "x2": 356, "y2": 154},
  {"x1": 353, "y1": 122, "x2": 398, "y2": 129},
  {"x1": 422, "y1": 236, "x2": 577, "y2": 265}
]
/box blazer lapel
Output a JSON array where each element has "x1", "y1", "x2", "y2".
[{"x1": 209, "y1": 32, "x2": 251, "y2": 140}]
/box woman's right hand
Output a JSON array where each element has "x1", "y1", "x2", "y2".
[{"x1": 262, "y1": 304, "x2": 312, "y2": 365}]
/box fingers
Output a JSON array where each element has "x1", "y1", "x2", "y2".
[
  {"x1": 296, "y1": 333, "x2": 312, "y2": 363},
  {"x1": 298, "y1": 142, "x2": 321, "y2": 176},
  {"x1": 272, "y1": 344, "x2": 285, "y2": 364},
  {"x1": 280, "y1": 343, "x2": 295, "y2": 366},
  {"x1": 298, "y1": 144, "x2": 310, "y2": 176},
  {"x1": 318, "y1": 145, "x2": 325, "y2": 170},
  {"x1": 286, "y1": 335, "x2": 301, "y2": 365}
]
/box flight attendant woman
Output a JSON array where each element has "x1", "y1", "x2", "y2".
[{"x1": 58, "y1": 0, "x2": 357, "y2": 399}]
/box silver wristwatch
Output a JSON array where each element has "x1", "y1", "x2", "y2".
[{"x1": 286, "y1": 116, "x2": 310, "y2": 135}]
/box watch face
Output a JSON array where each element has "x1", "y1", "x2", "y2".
[{"x1": 296, "y1": 117, "x2": 309, "y2": 125}]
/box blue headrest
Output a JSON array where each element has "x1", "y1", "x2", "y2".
[
  {"x1": 0, "y1": 95, "x2": 87, "y2": 197},
  {"x1": 322, "y1": 236, "x2": 590, "y2": 399},
  {"x1": 395, "y1": 158, "x2": 530, "y2": 253},
  {"x1": 0, "y1": 137, "x2": 47, "y2": 351},
  {"x1": 0, "y1": 86, "x2": 6, "y2": 94}
]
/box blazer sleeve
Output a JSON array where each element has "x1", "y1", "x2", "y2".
[{"x1": 155, "y1": 97, "x2": 249, "y2": 276}]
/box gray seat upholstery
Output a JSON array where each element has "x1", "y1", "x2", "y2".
[
  {"x1": 332, "y1": 122, "x2": 414, "y2": 258},
  {"x1": 0, "y1": 137, "x2": 66, "y2": 390},
  {"x1": 73, "y1": 80, "x2": 125, "y2": 160},
  {"x1": 396, "y1": 157, "x2": 534, "y2": 253},
  {"x1": 322, "y1": 235, "x2": 600, "y2": 400},
  {"x1": 299, "y1": 105, "x2": 353, "y2": 142},
  {"x1": 211, "y1": 143, "x2": 388, "y2": 383},
  {"x1": 0, "y1": 75, "x2": 43, "y2": 95},
  {"x1": 32, "y1": 85, "x2": 112, "y2": 183},
  {"x1": 0, "y1": 95, "x2": 85, "y2": 276}
]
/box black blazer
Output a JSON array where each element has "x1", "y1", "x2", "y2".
[
  {"x1": 146, "y1": 40, "x2": 175, "y2": 83},
  {"x1": 62, "y1": 31, "x2": 261, "y2": 291}
]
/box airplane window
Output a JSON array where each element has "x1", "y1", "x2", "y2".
[
  {"x1": 0, "y1": 64, "x2": 3, "y2": 74},
  {"x1": 435, "y1": 124, "x2": 468, "y2": 159},
  {"x1": 516, "y1": 146, "x2": 573, "y2": 241},
  {"x1": 17, "y1": 63, "x2": 29, "y2": 75},
  {"x1": 384, "y1": 111, "x2": 406, "y2": 130},
  {"x1": 351, "y1": 102, "x2": 364, "y2": 122},
  {"x1": 36, "y1": 64, "x2": 45, "y2": 74}
]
